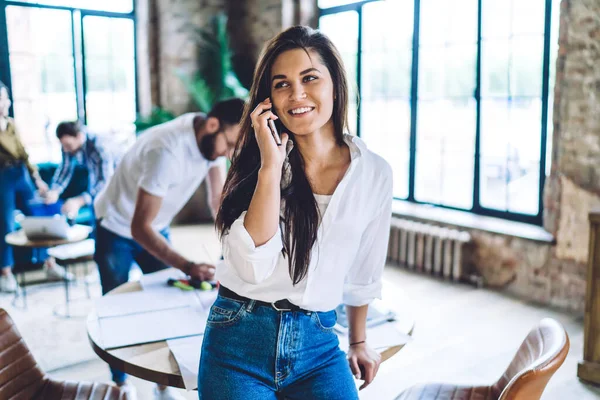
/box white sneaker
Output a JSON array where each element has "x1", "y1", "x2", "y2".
[
  {"x1": 117, "y1": 381, "x2": 138, "y2": 400},
  {"x1": 45, "y1": 263, "x2": 74, "y2": 281},
  {"x1": 154, "y1": 386, "x2": 186, "y2": 400},
  {"x1": 0, "y1": 274, "x2": 17, "y2": 293}
]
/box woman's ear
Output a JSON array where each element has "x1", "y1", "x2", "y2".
[{"x1": 206, "y1": 116, "x2": 220, "y2": 133}]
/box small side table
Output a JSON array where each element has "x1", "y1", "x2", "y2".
[{"x1": 5, "y1": 225, "x2": 92, "y2": 310}]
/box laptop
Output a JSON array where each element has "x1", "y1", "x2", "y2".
[{"x1": 20, "y1": 216, "x2": 71, "y2": 240}]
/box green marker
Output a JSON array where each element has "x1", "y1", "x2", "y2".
[{"x1": 173, "y1": 280, "x2": 194, "y2": 291}]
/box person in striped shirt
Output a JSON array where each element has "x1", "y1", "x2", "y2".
[{"x1": 44, "y1": 121, "x2": 118, "y2": 220}]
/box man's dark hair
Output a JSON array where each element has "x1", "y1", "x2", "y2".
[
  {"x1": 56, "y1": 121, "x2": 82, "y2": 139},
  {"x1": 208, "y1": 98, "x2": 245, "y2": 127}
]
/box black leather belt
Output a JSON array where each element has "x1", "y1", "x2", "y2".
[{"x1": 219, "y1": 285, "x2": 307, "y2": 313}]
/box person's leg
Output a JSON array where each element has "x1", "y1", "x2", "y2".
[
  {"x1": 93, "y1": 222, "x2": 136, "y2": 384},
  {"x1": 279, "y1": 348, "x2": 358, "y2": 400},
  {"x1": 278, "y1": 311, "x2": 359, "y2": 400},
  {"x1": 198, "y1": 297, "x2": 279, "y2": 400},
  {"x1": 0, "y1": 168, "x2": 17, "y2": 291},
  {"x1": 13, "y1": 166, "x2": 58, "y2": 276}
]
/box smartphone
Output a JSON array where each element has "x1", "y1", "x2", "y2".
[
  {"x1": 268, "y1": 118, "x2": 282, "y2": 146},
  {"x1": 268, "y1": 98, "x2": 282, "y2": 146}
]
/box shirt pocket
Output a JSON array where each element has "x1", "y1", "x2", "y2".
[{"x1": 207, "y1": 296, "x2": 246, "y2": 327}]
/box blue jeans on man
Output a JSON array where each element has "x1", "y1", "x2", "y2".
[{"x1": 93, "y1": 221, "x2": 170, "y2": 384}]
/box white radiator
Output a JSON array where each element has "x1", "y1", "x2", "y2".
[{"x1": 387, "y1": 218, "x2": 471, "y2": 281}]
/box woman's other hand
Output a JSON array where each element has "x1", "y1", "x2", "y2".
[{"x1": 347, "y1": 342, "x2": 382, "y2": 390}]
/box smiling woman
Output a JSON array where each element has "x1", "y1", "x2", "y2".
[{"x1": 201, "y1": 26, "x2": 394, "y2": 400}]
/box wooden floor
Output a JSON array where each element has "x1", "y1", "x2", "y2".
[{"x1": 51, "y1": 225, "x2": 600, "y2": 399}]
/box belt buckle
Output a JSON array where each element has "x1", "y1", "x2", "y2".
[{"x1": 271, "y1": 300, "x2": 292, "y2": 312}]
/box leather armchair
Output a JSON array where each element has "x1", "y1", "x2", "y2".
[
  {"x1": 0, "y1": 308, "x2": 128, "y2": 400},
  {"x1": 396, "y1": 318, "x2": 570, "y2": 400}
]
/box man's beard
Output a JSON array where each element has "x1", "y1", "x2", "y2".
[{"x1": 199, "y1": 130, "x2": 220, "y2": 160}]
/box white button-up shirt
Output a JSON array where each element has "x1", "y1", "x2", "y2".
[{"x1": 217, "y1": 134, "x2": 393, "y2": 312}]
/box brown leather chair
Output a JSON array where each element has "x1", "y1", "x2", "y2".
[
  {"x1": 0, "y1": 308, "x2": 128, "y2": 400},
  {"x1": 396, "y1": 318, "x2": 570, "y2": 400}
]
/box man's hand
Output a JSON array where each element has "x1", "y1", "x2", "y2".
[
  {"x1": 43, "y1": 189, "x2": 60, "y2": 204},
  {"x1": 61, "y1": 197, "x2": 85, "y2": 219},
  {"x1": 184, "y1": 262, "x2": 216, "y2": 281},
  {"x1": 36, "y1": 179, "x2": 49, "y2": 196},
  {"x1": 347, "y1": 342, "x2": 382, "y2": 390}
]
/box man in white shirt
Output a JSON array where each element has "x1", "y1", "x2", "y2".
[{"x1": 93, "y1": 98, "x2": 244, "y2": 399}]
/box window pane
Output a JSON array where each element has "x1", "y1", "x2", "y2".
[
  {"x1": 6, "y1": 6, "x2": 77, "y2": 162},
  {"x1": 415, "y1": 99, "x2": 476, "y2": 208},
  {"x1": 319, "y1": 11, "x2": 358, "y2": 135},
  {"x1": 361, "y1": 0, "x2": 414, "y2": 199},
  {"x1": 16, "y1": 0, "x2": 133, "y2": 13},
  {"x1": 480, "y1": 99, "x2": 541, "y2": 214},
  {"x1": 416, "y1": 0, "x2": 477, "y2": 210},
  {"x1": 420, "y1": 0, "x2": 477, "y2": 46},
  {"x1": 83, "y1": 16, "x2": 136, "y2": 137},
  {"x1": 480, "y1": 0, "x2": 546, "y2": 216}
]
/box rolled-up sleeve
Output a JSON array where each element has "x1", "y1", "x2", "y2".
[
  {"x1": 343, "y1": 182, "x2": 393, "y2": 306},
  {"x1": 222, "y1": 211, "x2": 284, "y2": 284}
]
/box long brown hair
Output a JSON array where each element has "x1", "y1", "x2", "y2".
[{"x1": 216, "y1": 26, "x2": 349, "y2": 284}]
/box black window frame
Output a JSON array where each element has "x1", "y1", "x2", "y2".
[
  {"x1": 0, "y1": 0, "x2": 138, "y2": 138},
  {"x1": 319, "y1": 0, "x2": 555, "y2": 226}
]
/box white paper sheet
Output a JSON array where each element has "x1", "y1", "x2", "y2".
[
  {"x1": 99, "y1": 305, "x2": 206, "y2": 349},
  {"x1": 95, "y1": 288, "x2": 199, "y2": 318},
  {"x1": 167, "y1": 336, "x2": 204, "y2": 390}
]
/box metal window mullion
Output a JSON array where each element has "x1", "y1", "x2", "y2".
[
  {"x1": 132, "y1": 5, "x2": 139, "y2": 116},
  {"x1": 5, "y1": 1, "x2": 133, "y2": 17},
  {"x1": 472, "y1": 0, "x2": 483, "y2": 213},
  {"x1": 538, "y1": 0, "x2": 553, "y2": 225},
  {"x1": 80, "y1": 12, "x2": 88, "y2": 124},
  {"x1": 0, "y1": 0, "x2": 13, "y2": 117},
  {"x1": 71, "y1": 9, "x2": 85, "y2": 123},
  {"x1": 318, "y1": 0, "x2": 379, "y2": 16},
  {"x1": 407, "y1": 0, "x2": 420, "y2": 202},
  {"x1": 356, "y1": 6, "x2": 362, "y2": 137}
]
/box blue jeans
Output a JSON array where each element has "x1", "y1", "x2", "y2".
[
  {"x1": 198, "y1": 290, "x2": 358, "y2": 399},
  {"x1": 93, "y1": 222, "x2": 170, "y2": 384},
  {"x1": 0, "y1": 165, "x2": 48, "y2": 268}
]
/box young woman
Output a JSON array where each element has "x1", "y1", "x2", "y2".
[
  {"x1": 0, "y1": 80, "x2": 49, "y2": 292},
  {"x1": 199, "y1": 26, "x2": 393, "y2": 399}
]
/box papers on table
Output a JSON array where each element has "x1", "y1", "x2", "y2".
[
  {"x1": 167, "y1": 336, "x2": 203, "y2": 390},
  {"x1": 95, "y1": 268, "x2": 212, "y2": 350},
  {"x1": 100, "y1": 305, "x2": 207, "y2": 349}
]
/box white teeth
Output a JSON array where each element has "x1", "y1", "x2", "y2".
[{"x1": 290, "y1": 107, "x2": 312, "y2": 115}]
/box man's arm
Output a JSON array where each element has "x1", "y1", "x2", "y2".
[
  {"x1": 206, "y1": 163, "x2": 225, "y2": 220},
  {"x1": 130, "y1": 188, "x2": 214, "y2": 280},
  {"x1": 49, "y1": 151, "x2": 75, "y2": 195},
  {"x1": 87, "y1": 141, "x2": 115, "y2": 203}
]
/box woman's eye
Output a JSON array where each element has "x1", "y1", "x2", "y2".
[
  {"x1": 304, "y1": 75, "x2": 317, "y2": 82},
  {"x1": 274, "y1": 81, "x2": 288, "y2": 89}
]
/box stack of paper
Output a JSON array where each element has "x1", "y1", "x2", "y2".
[{"x1": 95, "y1": 273, "x2": 209, "y2": 349}]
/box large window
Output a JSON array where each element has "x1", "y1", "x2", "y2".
[
  {"x1": 319, "y1": 0, "x2": 559, "y2": 225},
  {"x1": 0, "y1": 0, "x2": 136, "y2": 162}
]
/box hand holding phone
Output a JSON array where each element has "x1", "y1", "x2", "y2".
[{"x1": 267, "y1": 118, "x2": 282, "y2": 146}]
